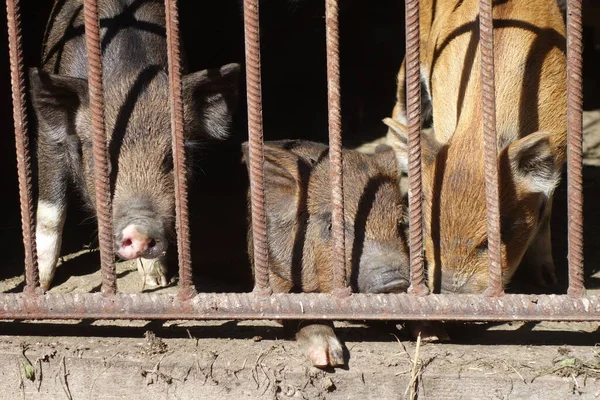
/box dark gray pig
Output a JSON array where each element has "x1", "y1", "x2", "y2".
[
  {"x1": 30, "y1": 0, "x2": 240, "y2": 290},
  {"x1": 243, "y1": 140, "x2": 410, "y2": 368}
]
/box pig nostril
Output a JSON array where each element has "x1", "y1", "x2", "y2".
[
  {"x1": 148, "y1": 239, "x2": 157, "y2": 249},
  {"x1": 122, "y1": 239, "x2": 132, "y2": 247}
]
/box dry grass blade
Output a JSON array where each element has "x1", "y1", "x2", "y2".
[{"x1": 404, "y1": 332, "x2": 422, "y2": 399}]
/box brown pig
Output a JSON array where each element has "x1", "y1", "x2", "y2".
[
  {"x1": 385, "y1": 0, "x2": 566, "y2": 293},
  {"x1": 242, "y1": 140, "x2": 410, "y2": 368}
]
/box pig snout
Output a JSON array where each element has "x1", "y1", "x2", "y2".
[
  {"x1": 356, "y1": 243, "x2": 410, "y2": 294},
  {"x1": 357, "y1": 265, "x2": 410, "y2": 293},
  {"x1": 116, "y1": 224, "x2": 167, "y2": 260}
]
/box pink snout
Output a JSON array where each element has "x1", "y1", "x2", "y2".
[{"x1": 116, "y1": 224, "x2": 167, "y2": 260}]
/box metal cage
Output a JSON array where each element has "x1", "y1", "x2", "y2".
[{"x1": 3, "y1": 0, "x2": 595, "y2": 321}]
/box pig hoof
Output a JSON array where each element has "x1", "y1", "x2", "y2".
[
  {"x1": 296, "y1": 324, "x2": 345, "y2": 368},
  {"x1": 39, "y1": 268, "x2": 56, "y2": 291},
  {"x1": 406, "y1": 321, "x2": 450, "y2": 343},
  {"x1": 136, "y1": 257, "x2": 168, "y2": 288},
  {"x1": 39, "y1": 281, "x2": 51, "y2": 292}
]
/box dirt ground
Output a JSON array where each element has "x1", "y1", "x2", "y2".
[{"x1": 0, "y1": 320, "x2": 599, "y2": 399}]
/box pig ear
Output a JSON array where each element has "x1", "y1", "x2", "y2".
[
  {"x1": 383, "y1": 117, "x2": 409, "y2": 172},
  {"x1": 506, "y1": 131, "x2": 561, "y2": 196},
  {"x1": 183, "y1": 63, "x2": 241, "y2": 141},
  {"x1": 241, "y1": 140, "x2": 303, "y2": 201},
  {"x1": 384, "y1": 117, "x2": 440, "y2": 174},
  {"x1": 29, "y1": 68, "x2": 88, "y2": 138}
]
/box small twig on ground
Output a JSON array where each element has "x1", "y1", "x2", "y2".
[
  {"x1": 55, "y1": 356, "x2": 72, "y2": 400},
  {"x1": 20, "y1": 343, "x2": 35, "y2": 382},
  {"x1": 186, "y1": 329, "x2": 199, "y2": 348},
  {"x1": 145, "y1": 352, "x2": 168, "y2": 374},
  {"x1": 572, "y1": 373, "x2": 582, "y2": 395},
  {"x1": 196, "y1": 352, "x2": 218, "y2": 386},
  {"x1": 15, "y1": 359, "x2": 25, "y2": 400},
  {"x1": 182, "y1": 361, "x2": 195, "y2": 382},
  {"x1": 391, "y1": 333, "x2": 413, "y2": 364},
  {"x1": 232, "y1": 358, "x2": 247, "y2": 380},
  {"x1": 253, "y1": 348, "x2": 268, "y2": 390},
  {"x1": 89, "y1": 355, "x2": 118, "y2": 396},
  {"x1": 503, "y1": 360, "x2": 526, "y2": 384},
  {"x1": 36, "y1": 359, "x2": 43, "y2": 392},
  {"x1": 207, "y1": 352, "x2": 219, "y2": 384},
  {"x1": 259, "y1": 365, "x2": 273, "y2": 397}
]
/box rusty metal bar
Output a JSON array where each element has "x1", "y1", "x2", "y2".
[
  {"x1": 165, "y1": 0, "x2": 196, "y2": 300},
  {"x1": 479, "y1": 0, "x2": 504, "y2": 297},
  {"x1": 82, "y1": 0, "x2": 116, "y2": 295},
  {"x1": 405, "y1": 0, "x2": 428, "y2": 296},
  {"x1": 6, "y1": 0, "x2": 38, "y2": 294},
  {"x1": 325, "y1": 0, "x2": 350, "y2": 297},
  {"x1": 566, "y1": 0, "x2": 585, "y2": 297},
  {"x1": 243, "y1": 0, "x2": 271, "y2": 296},
  {"x1": 0, "y1": 293, "x2": 599, "y2": 321}
]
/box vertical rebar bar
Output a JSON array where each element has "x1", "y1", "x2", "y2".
[
  {"x1": 6, "y1": 0, "x2": 39, "y2": 294},
  {"x1": 244, "y1": 0, "x2": 271, "y2": 296},
  {"x1": 479, "y1": 0, "x2": 504, "y2": 297},
  {"x1": 83, "y1": 0, "x2": 116, "y2": 295},
  {"x1": 325, "y1": 0, "x2": 351, "y2": 297},
  {"x1": 165, "y1": 0, "x2": 196, "y2": 300},
  {"x1": 405, "y1": 0, "x2": 428, "y2": 296},
  {"x1": 566, "y1": 0, "x2": 585, "y2": 298}
]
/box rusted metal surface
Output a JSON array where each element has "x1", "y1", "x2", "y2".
[
  {"x1": 165, "y1": 0, "x2": 196, "y2": 300},
  {"x1": 405, "y1": 0, "x2": 428, "y2": 297},
  {"x1": 0, "y1": 293, "x2": 599, "y2": 321},
  {"x1": 6, "y1": 0, "x2": 38, "y2": 294},
  {"x1": 566, "y1": 0, "x2": 585, "y2": 298},
  {"x1": 325, "y1": 0, "x2": 350, "y2": 297},
  {"x1": 479, "y1": 0, "x2": 504, "y2": 297},
  {"x1": 244, "y1": 0, "x2": 271, "y2": 296},
  {"x1": 82, "y1": 0, "x2": 116, "y2": 295}
]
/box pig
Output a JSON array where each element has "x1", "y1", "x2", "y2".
[
  {"x1": 242, "y1": 140, "x2": 410, "y2": 368},
  {"x1": 30, "y1": 0, "x2": 240, "y2": 290},
  {"x1": 384, "y1": 0, "x2": 566, "y2": 293}
]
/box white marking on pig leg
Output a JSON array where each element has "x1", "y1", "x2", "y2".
[{"x1": 36, "y1": 201, "x2": 67, "y2": 289}]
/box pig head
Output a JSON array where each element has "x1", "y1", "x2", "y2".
[
  {"x1": 243, "y1": 140, "x2": 410, "y2": 294},
  {"x1": 386, "y1": 0, "x2": 566, "y2": 293},
  {"x1": 29, "y1": 0, "x2": 240, "y2": 289}
]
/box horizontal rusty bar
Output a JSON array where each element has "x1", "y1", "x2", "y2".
[{"x1": 0, "y1": 293, "x2": 599, "y2": 321}]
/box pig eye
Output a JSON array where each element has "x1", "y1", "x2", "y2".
[
  {"x1": 475, "y1": 239, "x2": 488, "y2": 252},
  {"x1": 318, "y1": 212, "x2": 333, "y2": 240},
  {"x1": 162, "y1": 152, "x2": 174, "y2": 172}
]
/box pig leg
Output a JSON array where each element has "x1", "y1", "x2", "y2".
[
  {"x1": 386, "y1": 59, "x2": 432, "y2": 145},
  {"x1": 136, "y1": 255, "x2": 168, "y2": 288},
  {"x1": 293, "y1": 321, "x2": 345, "y2": 368},
  {"x1": 36, "y1": 136, "x2": 68, "y2": 291},
  {"x1": 521, "y1": 194, "x2": 558, "y2": 288}
]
